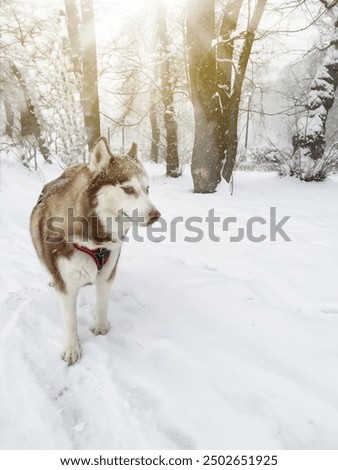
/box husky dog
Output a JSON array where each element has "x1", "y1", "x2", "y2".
[{"x1": 30, "y1": 137, "x2": 160, "y2": 365}]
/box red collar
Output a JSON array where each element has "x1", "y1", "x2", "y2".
[{"x1": 73, "y1": 243, "x2": 111, "y2": 271}]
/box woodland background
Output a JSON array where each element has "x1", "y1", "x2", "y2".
[{"x1": 1, "y1": 0, "x2": 338, "y2": 189}]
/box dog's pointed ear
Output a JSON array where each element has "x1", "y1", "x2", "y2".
[
  {"x1": 127, "y1": 142, "x2": 138, "y2": 159},
  {"x1": 89, "y1": 137, "x2": 112, "y2": 172}
]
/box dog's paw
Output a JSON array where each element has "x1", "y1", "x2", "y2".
[
  {"x1": 90, "y1": 323, "x2": 110, "y2": 335},
  {"x1": 61, "y1": 343, "x2": 81, "y2": 365}
]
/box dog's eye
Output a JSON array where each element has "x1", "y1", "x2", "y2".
[
  {"x1": 122, "y1": 186, "x2": 135, "y2": 195},
  {"x1": 146, "y1": 186, "x2": 150, "y2": 194}
]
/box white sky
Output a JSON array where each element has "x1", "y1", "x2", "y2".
[
  {"x1": 92, "y1": 0, "x2": 323, "y2": 71},
  {"x1": 93, "y1": 0, "x2": 184, "y2": 44},
  {"x1": 9, "y1": 0, "x2": 323, "y2": 72}
]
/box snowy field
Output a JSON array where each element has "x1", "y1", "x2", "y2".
[{"x1": 1, "y1": 154, "x2": 338, "y2": 450}]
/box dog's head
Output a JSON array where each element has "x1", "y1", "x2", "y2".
[{"x1": 88, "y1": 137, "x2": 160, "y2": 227}]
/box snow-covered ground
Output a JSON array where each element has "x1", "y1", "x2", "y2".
[{"x1": 1, "y1": 154, "x2": 338, "y2": 450}]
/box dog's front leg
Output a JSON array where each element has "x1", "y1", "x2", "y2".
[
  {"x1": 90, "y1": 275, "x2": 114, "y2": 336},
  {"x1": 57, "y1": 287, "x2": 81, "y2": 365}
]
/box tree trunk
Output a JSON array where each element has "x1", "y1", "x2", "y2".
[
  {"x1": 149, "y1": 58, "x2": 160, "y2": 163},
  {"x1": 64, "y1": 0, "x2": 82, "y2": 75},
  {"x1": 4, "y1": 98, "x2": 14, "y2": 138},
  {"x1": 186, "y1": 0, "x2": 267, "y2": 190},
  {"x1": 186, "y1": 0, "x2": 223, "y2": 193},
  {"x1": 80, "y1": 0, "x2": 100, "y2": 150},
  {"x1": 157, "y1": 1, "x2": 180, "y2": 177},
  {"x1": 149, "y1": 88, "x2": 160, "y2": 163},
  {"x1": 12, "y1": 64, "x2": 51, "y2": 162},
  {"x1": 291, "y1": 14, "x2": 338, "y2": 180},
  {"x1": 217, "y1": 0, "x2": 243, "y2": 161},
  {"x1": 222, "y1": 0, "x2": 267, "y2": 182}
]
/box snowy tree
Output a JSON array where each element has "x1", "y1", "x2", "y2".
[
  {"x1": 290, "y1": 0, "x2": 338, "y2": 181},
  {"x1": 149, "y1": 59, "x2": 161, "y2": 163},
  {"x1": 186, "y1": 0, "x2": 267, "y2": 193},
  {"x1": 99, "y1": 1, "x2": 190, "y2": 169},
  {"x1": 64, "y1": 0, "x2": 83, "y2": 77},
  {"x1": 80, "y1": 0, "x2": 101, "y2": 150},
  {"x1": 157, "y1": 1, "x2": 180, "y2": 177},
  {"x1": 0, "y1": 1, "x2": 86, "y2": 166},
  {"x1": 220, "y1": 0, "x2": 267, "y2": 184},
  {"x1": 186, "y1": 0, "x2": 222, "y2": 193},
  {"x1": 64, "y1": 0, "x2": 101, "y2": 151},
  {"x1": 98, "y1": 15, "x2": 153, "y2": 150}
]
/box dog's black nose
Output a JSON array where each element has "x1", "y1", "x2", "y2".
[{"x1": 147, "y1": 209, "x2": 161, "y2": 225}]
